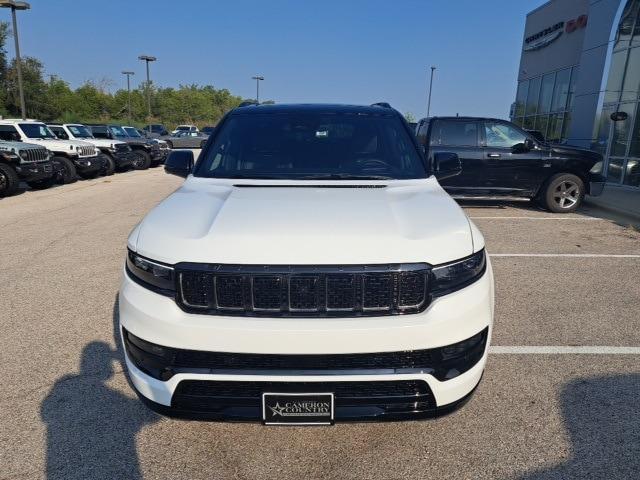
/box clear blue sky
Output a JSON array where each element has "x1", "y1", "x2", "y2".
[{"x1": 5, "y1": 0, "x2": 543, "y2": 119}]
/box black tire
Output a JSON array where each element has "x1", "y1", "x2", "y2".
[
  {"x1": 540, "y1": 173, "x2": 585, "y2": 213},
  {"x1": 27, "y1": 176, "x2": 56, "y2": 190},
  {"x1": 165, "y1": 141, "x2": 173, "y2": 149},
  {"x1": 52, "y1": 156, "x2": 77, "y2": 184},
  {"x1": 0, "y1": 163, "x2": 20, "y2": 197},
  {"x1": 102, "y1": 154, "x2": 116, "y2": 176},
  {"x1": 131, "y1": 150, "x2": 151, "y2": 170}
]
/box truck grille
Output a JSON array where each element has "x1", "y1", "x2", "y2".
[
  {"x1": 77, "y1": 145, "x2": 96, "y2": 157},
  {"x1": 21, "y1": 147, "x2": 49, "y2": 162},
  {"x1": 115, "y1": 143, "x2": 131, "y2": 153},
  {"x1": 176, "y1": 264, "x2": 429, "y2": 316}
]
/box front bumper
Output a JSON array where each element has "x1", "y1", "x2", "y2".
[
  {"x1": 15, "y1": 160, "x2": 54, "y2": 182},
  {"x1": 589, "y1": 173, "x2": 607, "y2": 197},
  {"x1": 119, "y1": 260, "x2": 494, "y2": 422},
  {"x1": 107, "y1": 149, "x2": 135, "y2": 169},
  {"x1": 73, "y1": 155, "x2": 104, "y2": 174}
]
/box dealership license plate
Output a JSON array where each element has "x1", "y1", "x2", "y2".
[{"x1": 262, "y1": 392, "x2": 334, "y2": 425}]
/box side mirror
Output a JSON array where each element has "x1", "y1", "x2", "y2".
[
  {"x1": 512, "y1": 138, "x2": 535, "y2": 153},
  {"x1": 165, "y1": 150, "x2": 194, "y2": 178},
  {"x1": 434, "y1": 152, "x2": 461, "y2": 180}
]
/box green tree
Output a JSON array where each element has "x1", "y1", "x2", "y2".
[
  {"x1": 0, "y1": 22, "x2": 11, "y2": 116},
  {"x1": 404, "y1": 112, "x2": 416, "y2": 123}
]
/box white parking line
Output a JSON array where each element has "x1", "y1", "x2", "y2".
[
  {"x1": 490, "y1": 253, "x2": 640, "y2": 258},
  {"x1": 470, "y1": 216, "x2": 600, "y2": 220},
  {"x1": 490, "y1": 346, "x2": 640, "y2": 354}
]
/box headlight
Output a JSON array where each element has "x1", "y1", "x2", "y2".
[
  {"x1": 431, "y1": 249, "x2": 486, "y2": 296},
  {"x1": 590, "y1": 161, "x2": 604, "y2": 174},
  {"x1": 19, "y1": 150, "x2": 28, "y2": 160},
  {"x1": 126, "y1": 249, "x2": 175, "y2": 293}
]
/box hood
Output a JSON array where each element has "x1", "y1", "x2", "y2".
[
  {"x1": 0, "y1": 140, "x2": 46, "y2": 152},
  {"x1": 131, "y1": 177, "x2": 475, "y2": 266},
  {"x1": 549, "y1": 143, "x2": 602, "y2": 161},
  {"x1": 26, "y1": 138, "x2": 90, "y2": 149},
  {"x1": 121, "y1": 138, "x2": 153, "y2": 146},
  {"x1": 80, "y1": 138, "x2": 124, "y2": 148}
]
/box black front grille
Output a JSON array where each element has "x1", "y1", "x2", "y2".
[
  {"x1": 176, "y1": 264, "x2": 429, "y2": 317},
  {"x1": 171, "y1": 379, "x2": 435, "y2": 420}
]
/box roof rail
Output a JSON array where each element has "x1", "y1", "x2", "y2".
[
  {"x1": 371, "y1": 102, "x2": 392, "y2": 108},
  {"x1": 237, "y1": 100, "x2": 259, "y2": 108}
]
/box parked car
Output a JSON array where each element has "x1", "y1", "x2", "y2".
[
  {"x1": 0, "y1": 140, "x2": 54, "y2": 196},
  {"x1": 200, "y1": 125, "x2": 215, "y2": 135},
  {"x1": 122, "y1": 126, "x2": 169, "y2": 163},
  {"x1": 0, "y1": 120, "x2": 103, "y2": 183},
  {"x1": 171, "y1": 124, "x2": 198, "y2": 134},
  {"x1": 143, "y1": 124, "x2": 169, "y2": 137},
  {"x1": 87, "y1": 124, "x2": 162, "y2": 170},
  {"x1": 160, "y1": 130, "x2": 209, "y2": 149},
  {"x1": 415, "y1": 116, "x2": 606, "y2": 213},
  {"x1": 120, "y1": 102, "x2": 494, "y2": 423},
  {"x1": 48, "y1": 123, "x2": 134, "y2": 175}
]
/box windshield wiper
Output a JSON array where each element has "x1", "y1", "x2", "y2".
[{"x1": 299, "y1": 174, "x2": 393, "y2": 180}]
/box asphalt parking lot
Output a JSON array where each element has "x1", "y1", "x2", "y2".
[{"x1": 1, "y1": 170, "x2": 639, "y2": 480}]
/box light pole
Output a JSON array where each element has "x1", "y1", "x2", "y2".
[
  {"x1": 252, "y1": 75, "x2": 264, "y2": 103},
  {"x1": 122, "y1": 71, "x2": 134, "y2": 124},
  {"x1": 0, "y1": 0, "x2": 30, "y2": 119},
  {"x1": 138, "y1": 55, "x2": 156, "y2": 117},
  {"x1": 427, "y1": 66, "x2": 436, "y2": 118}
]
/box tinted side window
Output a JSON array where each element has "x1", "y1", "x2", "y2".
[
  {"x1": 416, "y1": 121, "x2": 429, "y2": 145},
  {"x1": 485, "y1": 122, "x2": 527, "y2": 148},
  {"x1": 90, "y1": 126, "x2": 109, "y2": 139},
  {"x1": 0, "y1": 125, "x2": 19, "y2": 141},
  {"x1": 430, "y1": 120, "x2": 478, "y2": 147},
  {"x1": 50, "y1": 127, "x2": 68, "y2": 140}
]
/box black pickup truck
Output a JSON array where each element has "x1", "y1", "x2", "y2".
[{"x1": 415, "y1": 116, "x2": 605, "y2": 213}]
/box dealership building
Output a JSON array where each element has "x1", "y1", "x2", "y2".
[{"x1": 512, "y1": 0, "x2": 640, "y2": 215}]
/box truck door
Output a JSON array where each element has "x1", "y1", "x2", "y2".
[
  {"x1": 482, "y1": 121, "x2": 547, "y2": 196},
  {"x1": 428, "y1": 119, "x2": 489, "y2": 194}
]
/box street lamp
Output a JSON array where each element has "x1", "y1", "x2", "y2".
[
  {"x1": 0, "y1": 0, "x2": 30, "y2": 119},
  {"x1": 427, "y1": 66, "x2": 436, "y2": 118},
  {"x1": 252, "y1": 75, "x2": 264, "y2": 103},
  {"x1": 138, "y1": 55, "x2": 156, "y2": 117},
  {"x1": 122, "y1": 71, "x2": 135, "y2": 124}
]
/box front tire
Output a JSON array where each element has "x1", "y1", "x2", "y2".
[
  {"x1": 52, "y1": 156, "x2": 77, "y2": 184},
  {"x1": 131, "y1": 150, "x2": 151, "y2": 170},
  {"x1": 102, "y1": 155, "x2": 116, "y2": 176},
  {"x1": 0, "y1": 163, "x2": 20, "y2": 197},
  {"x1": 541, "y1": 173, "x2": 585, "y2": 213}
]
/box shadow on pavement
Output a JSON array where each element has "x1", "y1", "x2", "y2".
[
  {"x1": 40, "y1": 298, "x2": 158, "y2": 479},
  {"x1": 519, "y1": 374, "x2": 640, "y2": 479}
]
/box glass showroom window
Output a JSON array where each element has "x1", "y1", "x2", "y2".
[{"x1": 513, "y1": 66, "x2": 576, "y2": 142}]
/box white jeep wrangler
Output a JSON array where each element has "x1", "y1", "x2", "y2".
[
  {"x1": 48, "y1": 123, "x2": 134, "y2": 175},
  {"x1": 0, "y1": 120, "x2": 103, "y2": 183}
]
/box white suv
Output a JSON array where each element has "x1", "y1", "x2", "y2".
[
  {"x1": 48, "y1": 124, "x2": 134, "y2": 175},
  {"x1": 0, "y1": 120, "x2": 103, "y2": 183},
  {"x1": 119, "y1": 103, "x2": 494, "y2": 424}
]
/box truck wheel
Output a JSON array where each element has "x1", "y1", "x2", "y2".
[
  {"x1": 27, "y1": 176, "x2": 56, "y2": 190},
  {"x1": 131, "y1": 150, "x2": 151, "y2": 170},
  {"x1": 0, "y1": 163, "x2": 20, "y2": 197},
  {"x1": 53, "y1": 156, "x2": 77, "y2": 184},
  {"x1": 541, "y1": 173, "x2": 585, "y2": 213},
  {"x1": 102, "y1": 155, "x2": 116, "y2": 176}
]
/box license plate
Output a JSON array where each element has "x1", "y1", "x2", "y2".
[{"x1": 262, "y1": 392, "x2": 334, "y2": 425}]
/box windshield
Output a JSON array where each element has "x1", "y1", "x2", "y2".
[
  {"x1": 68, "y1": 125, "x2": 93, "y2": 138},
  {"x1": 195, "y1": 112, "x2": 426, "y2": 180},
  {"x1": 19, "y1": 123, "x2": 57, "y2": 139},
  {"x1": 108, "y1": 126, "x2": 128, "y2": 138},
  {"x1": 124, "y1": 127, "x2": 142, "y2": 138}
]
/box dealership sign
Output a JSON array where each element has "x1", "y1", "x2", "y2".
[{"x1": 524, "y1": 15, "x2": 588, "y2": 52}]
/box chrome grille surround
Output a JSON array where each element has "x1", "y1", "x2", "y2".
[{"x1": 176, "y1": 263, "x2": 429, "y2": 317}]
